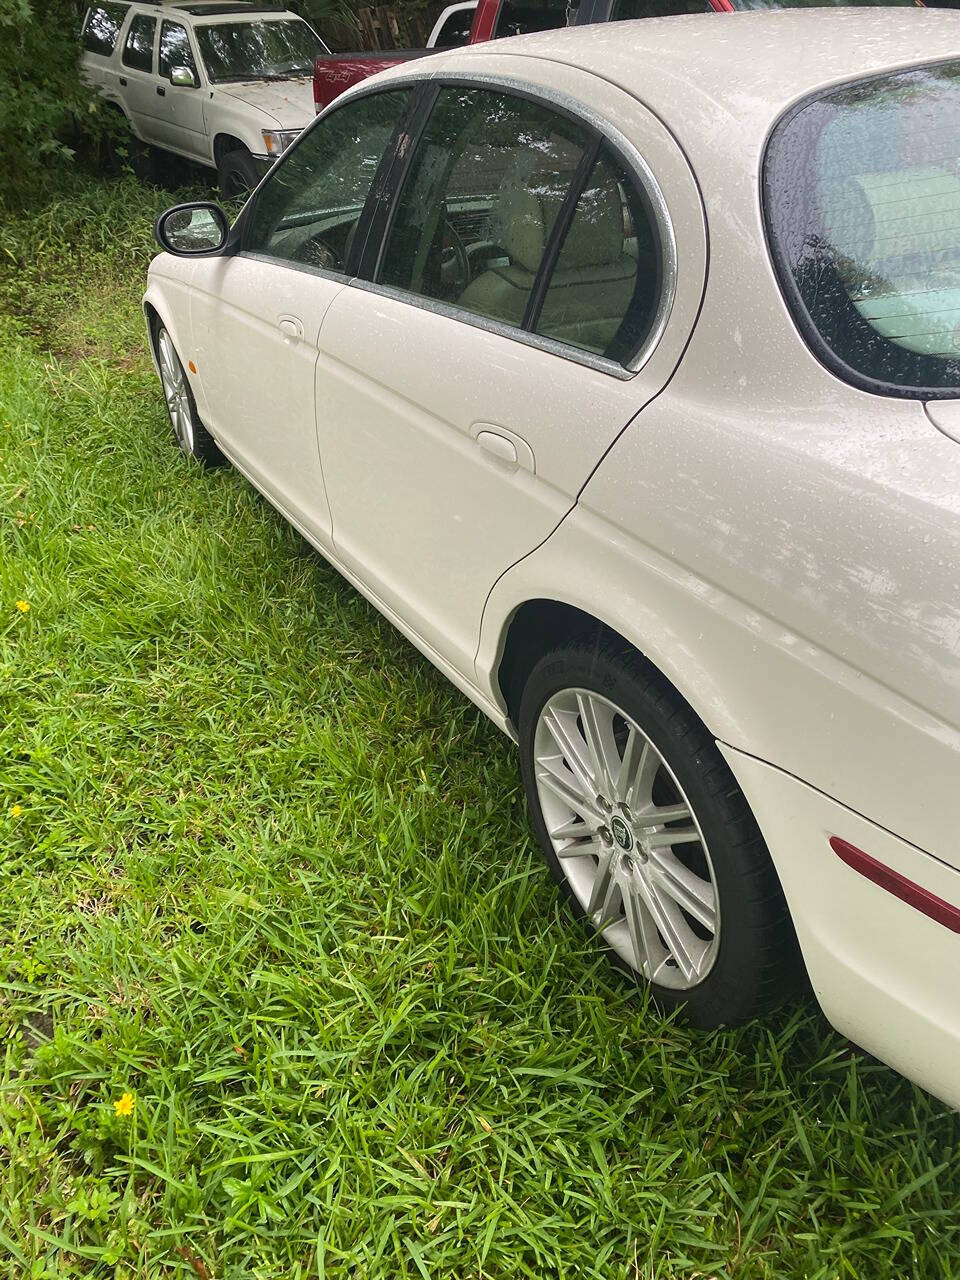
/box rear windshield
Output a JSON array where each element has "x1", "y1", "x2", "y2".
[
  {"x1": 194, "y1": 18, "x2": 327, "y2": 82},
  {"x1": 765, "y1": 60, "x2": 960, "y2": 397}
]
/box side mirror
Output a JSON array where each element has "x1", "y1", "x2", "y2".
[
  {"x1": 169, "y1": 64, "x2": 197, "y2": 88},
  {"x1": 155, "y1": 202, "x2": 229, "y2": 256}
]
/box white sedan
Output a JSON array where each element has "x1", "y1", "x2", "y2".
[{"x1": 145, "y1": 9, "x2": 960, "y2": 1110}]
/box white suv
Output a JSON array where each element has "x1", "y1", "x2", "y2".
[{"x1": 80, "y1": 0, "x2": 328, "y2": 194}]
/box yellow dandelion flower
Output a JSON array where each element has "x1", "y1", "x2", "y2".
[
  {"x1": 10, "y1": 804, "x2": 22, "y2": 818},
  {"x1": 113, "y1": 1092, "x2": 135, "y2": 1117},
  {"x1": 15, "y1": 600, "x2": 30, "y2": 614}
]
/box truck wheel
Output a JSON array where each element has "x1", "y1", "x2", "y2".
[{"x1": 218, "y1": 147, "x2": 260, "y2": 198}]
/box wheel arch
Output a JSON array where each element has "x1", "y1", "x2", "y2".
[
  {"x1": 213, "y1": 132, "x2": 249, "y2": 165},
  {"x1": 494, "y1": 597, "x2": 716, "y2": 743}
]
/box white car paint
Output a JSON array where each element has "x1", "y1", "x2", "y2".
[
  {"x1": 80, "y1": 1, "x2": 323, "y2": 168},
  {"x1": 145, "y1": 10, "x2": 960, "y2": 1109}
]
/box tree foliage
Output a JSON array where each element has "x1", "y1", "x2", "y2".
[{"x1": 0, "y1": 0, "x2": 106, "y2": 194}]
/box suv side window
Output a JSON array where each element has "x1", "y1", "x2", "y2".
[
  {"x1": 533, "y1": 144, "x2": 662, "y2": 359},
  {"x1": 493, "y1": 0, "x2": 567, "y2": 36},
  {"x1": 82, "y1": 3, "x2": 128, "y2": 56},
  {"x1": 608, "y1": 0, "x2": 709, "y2": 16},
  {"x1": 159, "y1": 20, "x2": 198, "y2": 80},
  {"x1": 377, "y1": 87, "x2": 591, "y2": 329},
  {"x1": 244, "y1": 89, "x2": 409, "y2": 271},
  {"x1": 122, "y1": 13, "x2": 157, "y2": 72}
]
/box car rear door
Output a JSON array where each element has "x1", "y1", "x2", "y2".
[{"x1": 312, "y1": 62, "x2": 707, "y2": 678}]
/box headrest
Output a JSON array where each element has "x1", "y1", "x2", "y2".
[
  {"x1": 496, "y1": 187, "x2": 550, "y2": 275},
  {"x1": 495, "y1": 174, "x2": 626, "y2": 275}
]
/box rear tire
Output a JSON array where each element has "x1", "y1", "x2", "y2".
[
  {"x1": 154, "y1": 325, "x2": 225, "y2": 468},
  {"x1": 217, "y1": 146, "x2": 260, "y2": 199},
  {"x1": 518, "y1": 636, "x2": 803, "y2": 1028}
]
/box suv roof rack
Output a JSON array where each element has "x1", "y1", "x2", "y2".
[{"x1": 171, "y1": 2, "x2": 287, "y2": 11}]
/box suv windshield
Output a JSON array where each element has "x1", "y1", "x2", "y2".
[
  {"x1": 765, "y1": 59, "x2": 960, "y2": 397},
  {"x1": 195, "y1": 18, "x2": 327, "y2": 82}
]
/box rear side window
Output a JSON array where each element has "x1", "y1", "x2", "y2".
[
  {"x1": 378, "y1": 87, "x2": 590, "y2": 330},
  {"x1": 376, "y1": 85, "x2": 663, "y2": 365},
  {"x1": 122, "y1": 13, "x2": 156, "y2": 71},
  {"x1": 82, "y1": 3, "x2": 128, "y2": 56},
  {"x1": 159, "y1": 20, "x2": 198, "y2": 79},
  {"x1": 765, "y1": 60, "x2": 960, "y2": 397},
  {"x1": 534, "y1": 145, "x2": 661, "y2": 360}
]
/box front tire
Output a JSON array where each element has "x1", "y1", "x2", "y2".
[
  {"x1": 155, "y1": 326, "x2": 224, "y2": 468},
  {"x1": 217, "y1": 146, "x2": 260, "y2": 199},
  {"x1": 518, "y1": 637, "x2": 801, "y2": 1028}
]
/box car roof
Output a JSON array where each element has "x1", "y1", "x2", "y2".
[
  {"x1": 123, "y1": 0, "x2": 294, "y2": 16},
  {"x1": 422, "y1": 9, "x2": 960, "y2": 160}
]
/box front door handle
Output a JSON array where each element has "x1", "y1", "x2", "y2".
[
  {"x1": 156, "y1": 85, "x2": 166, "y2": 96},
  {"x1": 278, "y1": 315, "x2": 303, "y2": 343},
  {"x1": 118, "y1": 75, "x2": 127, "y2": 86}
]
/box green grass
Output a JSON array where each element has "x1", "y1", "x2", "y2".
[{"x1": 0, "y1": 172, "x2": 958, "y2": 1280}]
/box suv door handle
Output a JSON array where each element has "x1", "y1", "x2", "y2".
[
  {"x1": 156, "y1": 85, "x2": 166, "y2": 96},
  {"x1": 119, "y1": 75, "x2": 127, "y2": 86},
  {"x1": 278, "y1": 315, "x2": 303, "y2": 343}
]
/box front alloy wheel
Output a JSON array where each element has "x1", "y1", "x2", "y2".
[
  {"x1": 155, "y1": 326, "x2": 224, "y2": 467},
  {"x1": 519, "y1": 638, "x2": 802, "y2": 1027}
]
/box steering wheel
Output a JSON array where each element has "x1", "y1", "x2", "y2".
[
  {"x1": 439, "y1": 215, "x2": 470, "y2": 297},
  {"x1": 291, "y1": 234, "x2": 343, "y2": 272}
]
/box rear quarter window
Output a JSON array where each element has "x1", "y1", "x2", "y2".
[
  {"x1": 82, "y1": 3, "x2": 128, "y2": 56},
  {"x1": 764, "y1": 60, "x2": 960, "y2": 398}
]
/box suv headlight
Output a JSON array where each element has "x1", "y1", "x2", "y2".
[{"x1": 262, "y1": 128, "x2": 300, "y2": 157}]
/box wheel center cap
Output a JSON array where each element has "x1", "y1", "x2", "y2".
[{"x1": 610, "y1": 816, "x2": 633, "y2": 852}]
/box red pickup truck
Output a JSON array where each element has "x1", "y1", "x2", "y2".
[{"x1": 313, "y1": 0, "x2": 924, "y2": 112}]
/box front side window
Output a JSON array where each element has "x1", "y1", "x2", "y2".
[
  {"x1": 765, "y1": 60, "x2": 960, "y2": 396},
  {"x1": 158, "y1": 21, "x2": 198, "y2": 80},
  {"x1": 195, "y1": 19, "x2": 327, "y2": 84},
  {"x1": 122, "y1": 13, "x2": 156, "y2": 72},
  {"x1": 244, "y1": 89, "x2": 408, "y2": 271},
  {"x1": 534, "y1": 145, "x2": 661, "y2": 359},
  {"x1": 378, "y1": 87, "x2": 591, "y2": 329},
  {"x1": 82, "y1": 3, "x2": 128, "y2": 56}
]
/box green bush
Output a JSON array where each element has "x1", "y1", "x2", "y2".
[{"x1": 0, "y1": 0, "x2": 111, "y2": 201}]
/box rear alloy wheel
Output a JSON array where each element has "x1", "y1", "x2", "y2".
[
  {"x1": 518, "y1": 638, "x2": 801, "y2": 1027},
  {"x1": 156, "y1": 326, "x2": 224, "y2": 467}
]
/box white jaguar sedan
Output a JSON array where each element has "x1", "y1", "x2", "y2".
[{"x1": 145, "y1": 9, "x2": 960, "y2": 1109}]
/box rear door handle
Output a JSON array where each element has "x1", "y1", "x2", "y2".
[
  {"x1": 119, "y1": 75, "x2": 127, "y2": 86},
  {"x1": 278, "y1": 315, "x2": 303, "y2": 343},
  {"x1": 472, "y1": 423, "x2": 535, "y2": 472},
  {"x1": 156, "y1": 85, "x2": 165, "y2": 96}
]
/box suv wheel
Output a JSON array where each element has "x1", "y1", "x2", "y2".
[
  {"x1": 217, "y1": 146, "x2": 260, "y2": 198},
  {"x1": 518, "y1": 637, "x2": 802, "y2": 1027}
]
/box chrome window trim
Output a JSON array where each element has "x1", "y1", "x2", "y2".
[{"x1": 350, "y1": 276, "x2": 635, "y2": 379}]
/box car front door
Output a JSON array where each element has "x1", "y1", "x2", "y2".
[
  {"x1": 152, "y1": 20, "x2": 207, "y2": 158},
  {"x1": 119, "y1": 12, "x2": 162, "y2": 143},
  {"x1": 313, "y1": 67, "x2": 707, "y2": 678},
  {"x1": 187, "y1": 88, "x2": 411, "y2": 547}
]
